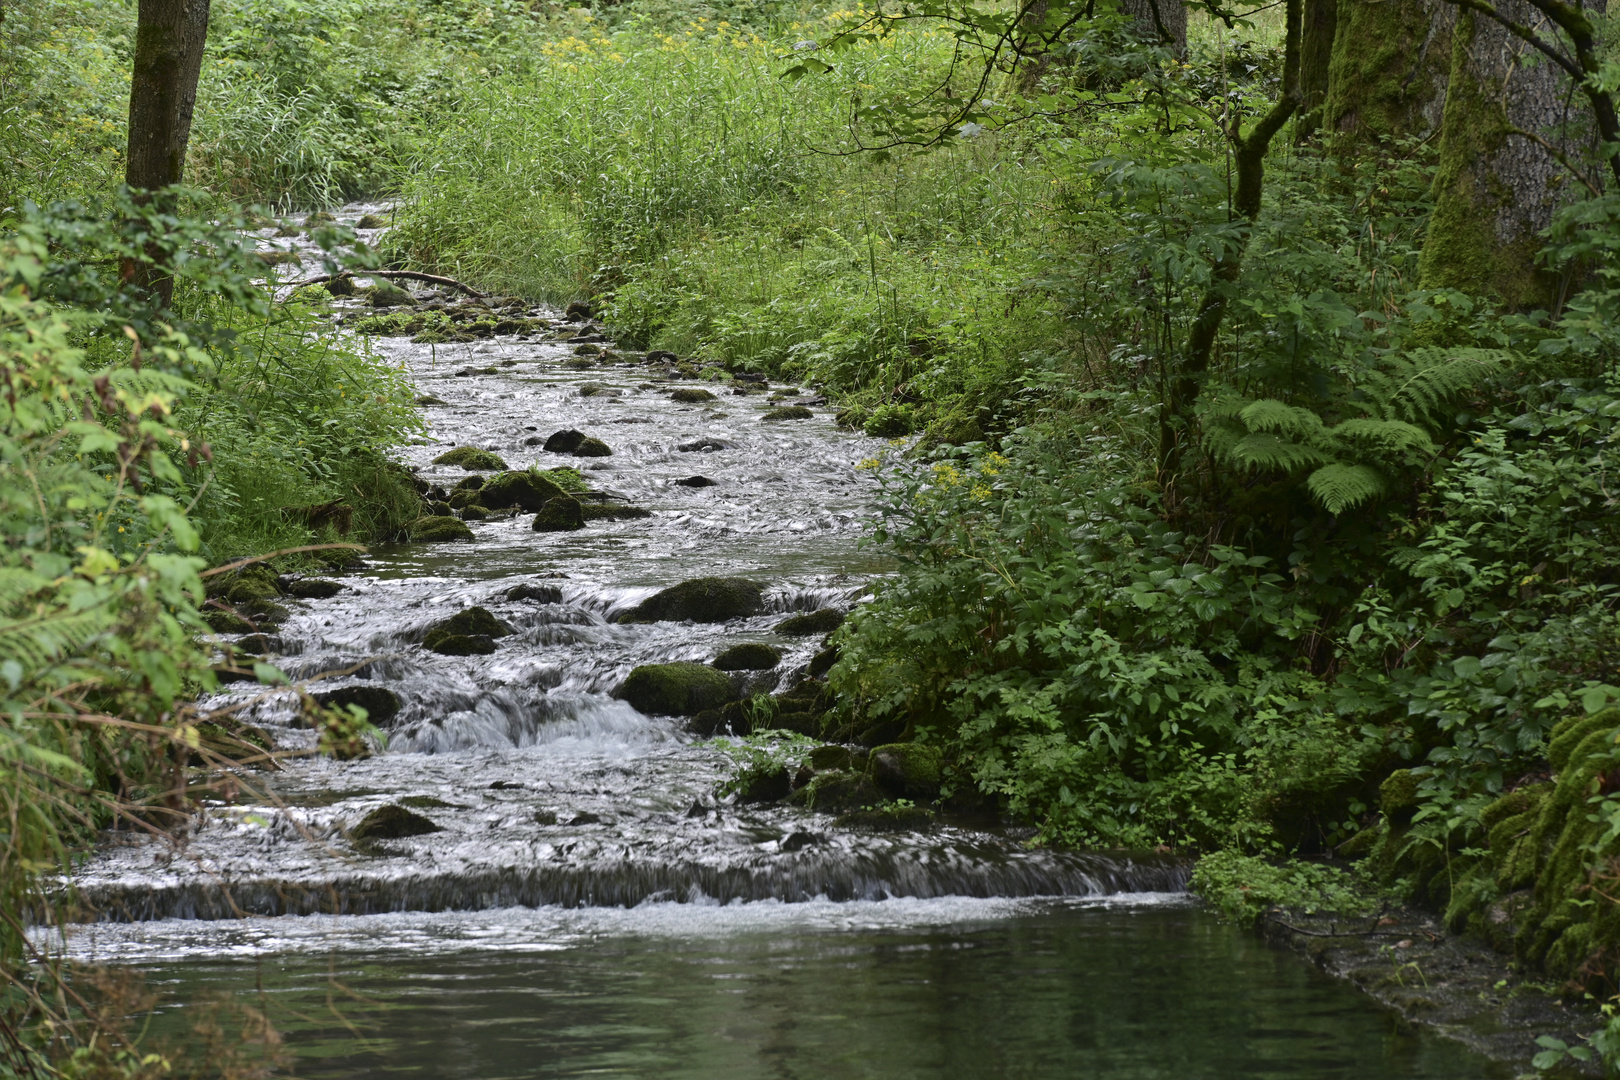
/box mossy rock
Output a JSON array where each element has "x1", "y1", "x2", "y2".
[
  {"x1": 762, "y1": 406, "x2": 813, "y2": 421},
  {"x1": 460, "y1": 506, "x2": 490, "y2": 521},
  {"x1": 226, "y1": 577, "x2": 283, "y2": 604},
  {"x1": 415, "y1": 394, "x2": 447, "y2": 406},
  {"x1": 453, "y1": 475, "x2": 485, "y2": 491},
  {"x1": 542, "y1": 429, "x2": 587, "y2": 453},
  {"x1": 1380, "y1": 769, "x2": 1420, "y2": 819},
  {"x1": 350, "y1": 804, "x2": 440, "y2": 843},
  {"x1": 482, "y1": 470, "x2": 566, "y2": 512},
  {"x1": 713, "y1": 643, "x2": 781, "y2": 671},
  {"x1": 284, "y1": 578, "x2": 343, "y2": 599},
  {"x1": 304, "y1": 211, "x2": 337, "y2": 225},
  {"x1": 202, "y1": 607, "x2": 255, "y2": 634},
  {"x1": 574, "y1": 342, "x2": 602, "y2": 356},
  {"x1": 670, "y1": 387, "x2": 716, "y2": 403},
  {"x1": 432, "y1": 446, "x2": 509, "y2": 471},
  {"x1": 774, "y1": 608, "x2": 844, "y2": 635},
  {"x1": 835, "y1": 805, "x2": 936, "y2": 831},
  {"x1": 410, "y1": 515, "x2": 475, "y2": 542},
  {"x1": 614, "y1": 662, "x2": 740, "y2": 716},
  {"x1": 768, "y1": 710, "x2": 821, "y2": 737},
  {"x1": 195, "y1": 719, "x2": 275, "y2": 763},
  {"x1": 238, "y1": 598, "x2": 290, "y2": 625},
  {"x1": 736, "y1": 765, "x2": 791, "y2": 804},
  {"x1": 368, "y1": 280, "x2": 413, "y2": 306},
  {"x1": 312, "y1": 685, "x2": 401, "y2": 724},
  {"x1": 506, "y1": 582, "x2": 563, "y2": 603},
  {"x1": 862, "y1": 404, "x2": 916, "y2": 438},
  {"x1": 425, "y1": 633, "x2": 497, "y2": 656},
  {"x1": 449, "y1": 489, "x2": 482, "y2": 510},
  {"x1": 573, "y1": 437, "x2": 612, "y2": 457},
  {"x1": 324, "y1": 275, "x2": 357, "y2": 297},
  {"x1": 355, "y1": 214, "x2": 387, "y2": 229},
  {"x1": 425, "y1": 606, "x2": 513, "y2": 641},
  {"x1": 580, "y1": 503, "x2": 652, "y2": 521},
  {"x1": 808, "y1": 745, "x2": 865, "y2": 773},
  {"x1": 807, "y1": 646, "x2": 840, "y2": 679},
  {"x1": 869, "y1": 743, "x2": 943, "y2": 802},
  {"x1": 619, "y1": 577, "x2": 764, "y2": 624},
  {"x1": 532, "y1": 496, "x2": 585, "y2": 532},
  {"x1": 791, "y1": 771, "x2": 880, "y2": 813}
]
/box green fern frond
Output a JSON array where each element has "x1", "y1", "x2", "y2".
[
  {"x1": 1237, "y1": 399, "x2": 1326, "y2": 439},
  {"x1": 1306, "y1": 463, "x2": 1388, "y2": 515},
  {"x1": 1230, "y1": 433, "x2": 1331, "y2": 473},
  {"x1": 1326, "y1": 418, "x2": 1436, "y2": 460},
  {"x1": 1358, "y1": 347, "x2": 1517, "y2": 427}
]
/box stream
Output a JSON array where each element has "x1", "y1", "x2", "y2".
[{"x1": 53, "y1": 207, "x2": 1512, "y2": 1077}]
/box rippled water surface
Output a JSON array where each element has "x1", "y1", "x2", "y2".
[{"x1": 61, "y1": 208, "x2": 1508, "y2": 1077}]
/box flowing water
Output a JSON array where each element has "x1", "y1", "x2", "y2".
[{"x1": 52, "y1": 208, "x2": 1511, "y2": 1077}]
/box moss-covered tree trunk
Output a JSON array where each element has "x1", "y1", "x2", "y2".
[
  {"x1": 1296, "y1": 0, "x2": 1338, "y2": 136},
  {"x1": 1417, "y1": 1, "x2": 1592, "y2": 307},
  {"x1": 1323, "y1": 0, "x2": 1453, "y2": 142}
]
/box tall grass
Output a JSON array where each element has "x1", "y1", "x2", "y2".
[{"x1": 392, "y1": 18, "x2": 1068, "y2": 429}]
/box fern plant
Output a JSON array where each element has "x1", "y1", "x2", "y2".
[{"x1": 1201, "y1": 347, "x2": 1517, "y2": 514}]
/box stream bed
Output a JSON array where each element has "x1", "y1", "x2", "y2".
[{"x1": 53, "y1": 209, "x2": 1512, "y2": 1077}]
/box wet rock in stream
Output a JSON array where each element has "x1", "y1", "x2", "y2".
[
  {"x1": 773, "y1": 608, "x2": 845, "y2": 635},
  {"x1": 614, "y1": 662, "x2": 739, "y2": 716},
  {"x1": 531, "y1": 495, "x2": 585, "y2": 531},
  {"x1": 618, "y1": 576, "x2": 764, "y2": 623}
]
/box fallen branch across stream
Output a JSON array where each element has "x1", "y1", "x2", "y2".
[{"x1": 282, "y1": 269, "x2": 490, "y2": 298}]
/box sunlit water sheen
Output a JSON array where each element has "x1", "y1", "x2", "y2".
[{"x1": 58, "y1": 207, "x2": 1506, "y2": 1077}]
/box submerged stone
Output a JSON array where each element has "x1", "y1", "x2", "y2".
[
  {"x1": 835, "y1": 805, "x2": 936, "y2": 831},
  {"x1": 424, "y1": 606, "x2": 513, "y2": 642},
  {"x1": 424, "y1": 633, "x2": 496, "y2": 656},
  {"x1": 350, "y1": 804, "x2": 441, "y2": 843},
  {"x1": 410, "y1": 515, "x2": 475, "y2": 542},
  {"x1": 773, "y1": 608, "x2": 845, "y2": 635},
  {"x1": 532, "y1": 496, "x2": 586, "y2": 532},
  {"x1": 670, "y1": 387, "x2": 716, "y2": 403},
  {"x1": 713, "y1": 643, "x2": 781, "y2": 671},
  {"x1": 619, "y1": 577, "x2": 764, "y2": 623},
  {"x1": 762, "y1": 406, "x2": 813, "y2": 421},
  {"x1": 614, "y1": 662, "x2": 739, "y2": 717},
  {"x1": 676, "y1": 475, "x2": 717, "y2": 488},
  {"x1": 580, "y1": 503, "x2": 651, "y2": 521}
]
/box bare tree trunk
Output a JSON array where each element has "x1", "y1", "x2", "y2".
[
  {"x1": 1324, "y1": 0, "x2": 1453, "y2": 143},
  {"x1": 125, "y1": 0, "x2": 212, "y2": 307},
  {"x1": 1418, "y1": 0, "x2": 1598, "y2": 307}
]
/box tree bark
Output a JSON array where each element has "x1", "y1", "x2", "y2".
[
  {"x1": 125, "y1": 0, "x2": 212, "y2": 307},
  {"x1": 1296, "y1": 0, "x2": 1338, "y2": 136},
  {"x1": 1418, "y1": 0, "x2": 1596, "y2": 307},
  {"x1": 1323, "y1": 0, "x2": 1453, "y2": 143},
  {"x1": 1121, "y1": 0, "x2": 1188, "y2": 52}
]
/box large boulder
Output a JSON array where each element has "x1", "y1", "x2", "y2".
[
  {"x1": 481, "y1": 470, "x2": 567, "y2": 512},
  {"x1": 619, "y1": 577, "x2": 764, "y2": 623},
  {"x1": 532, "y1": 496, "x2": 585, "y2": 532},
  {"x1": 614, "y1": 662, "x2": 739, "y2": 717}
]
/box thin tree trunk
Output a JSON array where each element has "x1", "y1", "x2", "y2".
[
  {"x1": 125, "y1": 0, "x2": 212, "y2": 307},
  {"x1": 1159, "y1": 0, "x2": 1303, "y2": 482}
]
